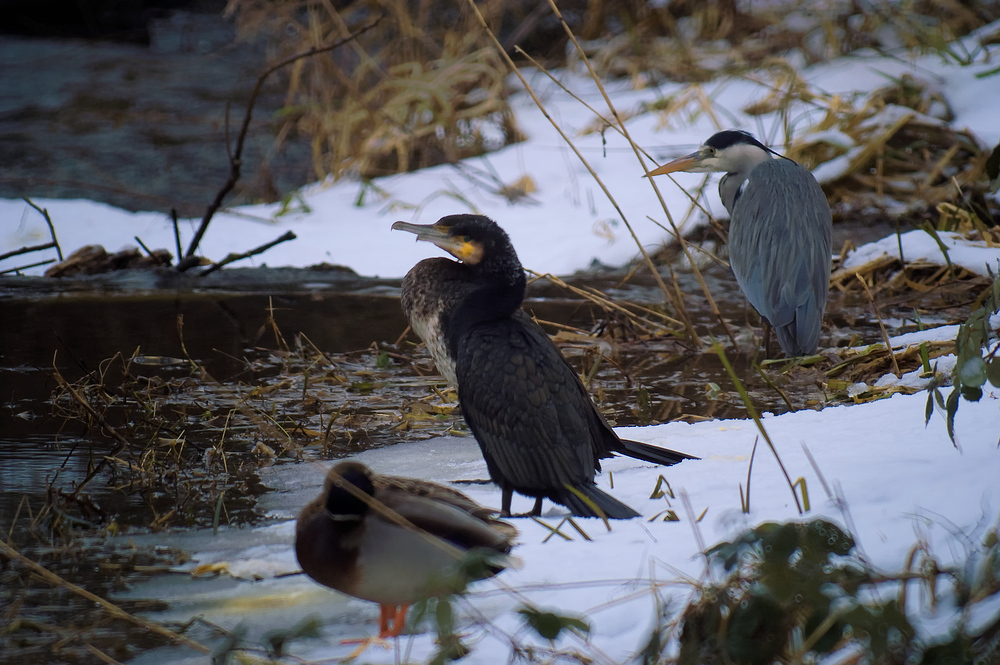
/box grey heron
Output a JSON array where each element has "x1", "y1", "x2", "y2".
[{"x1": 647, "y1": 130, "x2": 832, "y2": 357}]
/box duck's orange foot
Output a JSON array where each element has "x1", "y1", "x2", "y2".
[{"x1": 378, "y1": 604, "x2": 410, "y2": 638}]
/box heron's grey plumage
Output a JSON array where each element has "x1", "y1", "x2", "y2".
[
  {"x1": 647, "y1": 130, "x2": 832, "y2": 356},
  {"x1": 726, "y1": 157, "x2": 832, "y2": 356}
]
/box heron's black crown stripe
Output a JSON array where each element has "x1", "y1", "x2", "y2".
[{"x1": 704, "y1": 130, "x2": 769, "y2": 152}]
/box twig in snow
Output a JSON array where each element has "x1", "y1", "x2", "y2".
[{"x1": 23, "y1": 197, "x2": 63, "y2": 260}]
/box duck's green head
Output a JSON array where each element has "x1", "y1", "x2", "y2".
[{"x1": 324, "y1": 461, "x2": 376, "y2": 521}]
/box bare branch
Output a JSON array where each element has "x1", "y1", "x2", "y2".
[
  {"x1": 198, "y1": 230, "x2": 297, "y2": 276},
  {"x1": 184, "y1": 15, "x2": 383, "y2": 259}
]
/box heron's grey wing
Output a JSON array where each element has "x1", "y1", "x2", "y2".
[
  {"x1": 455, "y1": 318, "x2": 598, "y2": 494},
  {"x1": 729, "y1": 159, "x2": 832, "y2": 355}
]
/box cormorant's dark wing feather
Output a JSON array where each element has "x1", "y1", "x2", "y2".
[
  {"x1": 553, "y1": 484, "x2": 639, "y2": 519},
  {"x1": 456, "y1": 318, "x2": 600, "y2": 495},
  {"x1": 615, "y1": 438, "x2": 698, "y2": 466}
]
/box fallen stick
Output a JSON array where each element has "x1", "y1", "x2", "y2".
[
  {"x1": 0, "y1": 241, "x2": 57, "y2": 262},
  {"x1": 24, "y1": 197, "x2": 64, "y2": 260},
  {"x1": 0, "y1": 538, "x2": 211, "y2": 655},
  {"x1": 0, "y1": 258, "x2": 56, "y2": 275}
]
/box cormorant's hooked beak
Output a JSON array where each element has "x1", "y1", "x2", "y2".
[
  {"x1": 391, "y1": 221, "x2": 451, "y2": 243},
  {"x1": 644, "y1": 148, "x2": 709, "y2": 177},
  {"x1": 391, "y1": 221, "x2": 484, "y2": 264}
]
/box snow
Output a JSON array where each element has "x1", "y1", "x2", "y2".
[
  {"x1": 842, "y1": 229, "x2": 1000, "y2": 278},
  {"x1": 4, "y1": 17, "x2": 1000, "y2": 665},
  {"x1": 120, "y1": 390, "x2": 1000, "y2": 664},
  {"x1": 4, "y1": 24, "x2": 1000, "y2": 279}
]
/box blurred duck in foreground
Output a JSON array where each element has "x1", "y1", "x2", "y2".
[{"x1": 295, "y1": 461, "x2": 518, "y2": 641}]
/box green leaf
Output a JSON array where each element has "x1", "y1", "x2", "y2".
[
  {"x1": 945, "y1": 387, "x2": 960, "y2": 444},
  {"x1": 436, "y1": 597, "x2": 455, "y2": 634},
  {"x1": 959, "y1": 348, "x2": 987, "y2": 383},
  {"x1": 518, "y1": 606, "x2": 590, "y2": 641},
  {"x1": 843, "y1": 600, "x2": 914, "y2": 661},
  {"x1": 933, "y1": 386, "x2": 946, "y2": 409},
  {"x1": 925, "y1": 389, "x2": 935, "y2": 426},
  {"x1": 919, "y1": 341, "x2": 932, "y2": 375},
  {"x1": 376, "y1": 350, "x2": 391, "y2": 369},
  {"x1": 960, "y1": 385, "x2": 983, "y2": 402},
  {"x1": 986, "y1": 141, "x2": 1000, "y2": 182},
  {"x1": 724, "y1": 588, "x2": 786, "y2": 665},
  {"x1": 987, "y1": 358, "x2": 1000, "y2": 388}
]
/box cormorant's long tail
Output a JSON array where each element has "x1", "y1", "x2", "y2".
[
  {"x1": 616, "y1": 439, "x2": 698, "y2": 466},
  {"x1": 555, "y1": 484, "x2": 640, "y2": 520}
]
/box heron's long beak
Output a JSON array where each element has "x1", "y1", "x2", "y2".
[
  {"x1": 644, "y1": 150, "x2": 704, "y2": 177},
  {"x1": 391, "y1": 221, "x2": 483, "y2": 264}
]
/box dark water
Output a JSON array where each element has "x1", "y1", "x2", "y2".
[
  {"x1": 0, "y1": 261, "x2": 935, "y2": 664},
  {"x1": 0, "y1": 266, "x2": 882, "y2": 527},
  {"x1": 0, "y1": 10, "x2": 314, "y2": 215}
]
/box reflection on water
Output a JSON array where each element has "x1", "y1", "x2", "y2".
[
  {"x1": 0, "y1": 274, "x2": 873, "y2": 530},
  {"x1": 0, "y1": 266, "x2": 916, "y2": 664}
]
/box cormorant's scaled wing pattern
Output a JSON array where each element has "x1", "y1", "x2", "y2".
[{"x1": 456, "y1": 319, "x2": 599, "y2": 495}]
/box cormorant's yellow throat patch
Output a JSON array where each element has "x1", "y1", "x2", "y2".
[{"x1": 428, "y1": 226, "x2": 484, "y2": 265}]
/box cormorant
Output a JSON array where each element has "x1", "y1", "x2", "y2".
[
  {"x1": 393, "y1": 214, "x2": 697, "y2": 519},
  {"x1": 295, "y1": 460, "x2": 517, "y2": 639}
]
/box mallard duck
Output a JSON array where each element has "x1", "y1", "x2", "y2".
[{"x1": 295, "y1": 460, "x2": 518, "y2": 638}]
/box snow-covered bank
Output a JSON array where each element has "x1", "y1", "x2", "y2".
[{"x1": 5, "y1": 25, "x2": 1000, "y2": 280}]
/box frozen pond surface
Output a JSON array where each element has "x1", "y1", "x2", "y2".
[{"x1": 120, "y1": 381, "x2": 1000, "y2": 663}]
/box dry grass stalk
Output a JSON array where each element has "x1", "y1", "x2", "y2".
[
  {"x1": 569, "y1": 0, "x2": 998, "y2": 82},
  {"x1": 785, "y1": 75, "x2": 992, "y2": 215},
  {"x1": 464, "y1": 0, "x2": 703, "y2": 347},
  {"x1": 224, "y1": 0, "x2": 525, "y2": 181},
  {"x1": 544, "y1": 0, "x2": 744, "y2": 349},
  {"x1": 528, "y1": 271, "x2": 681, "y2": 335},
  {"x1": 0, "y1": 539, "x2": 211, "y2": 654},
  {"x1": 855, "y1": 274, "x2": 901, "y2": 378}
]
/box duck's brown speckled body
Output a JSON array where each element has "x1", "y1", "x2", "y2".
[{"x1": 295, "y1": 461, "x2": 517, "y2": 637}]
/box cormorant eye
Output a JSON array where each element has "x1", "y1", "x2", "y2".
[{"x1": 461, "y1": 235, "x2": 473, "y2": 243}]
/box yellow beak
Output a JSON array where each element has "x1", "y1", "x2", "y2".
[{"x1": 644, "y1": 152, "x2": 701, "y2": 177}]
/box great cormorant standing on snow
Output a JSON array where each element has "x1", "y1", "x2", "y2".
[{"x1": 393, "y1": 214, "x2": 696, "y2": 519}]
